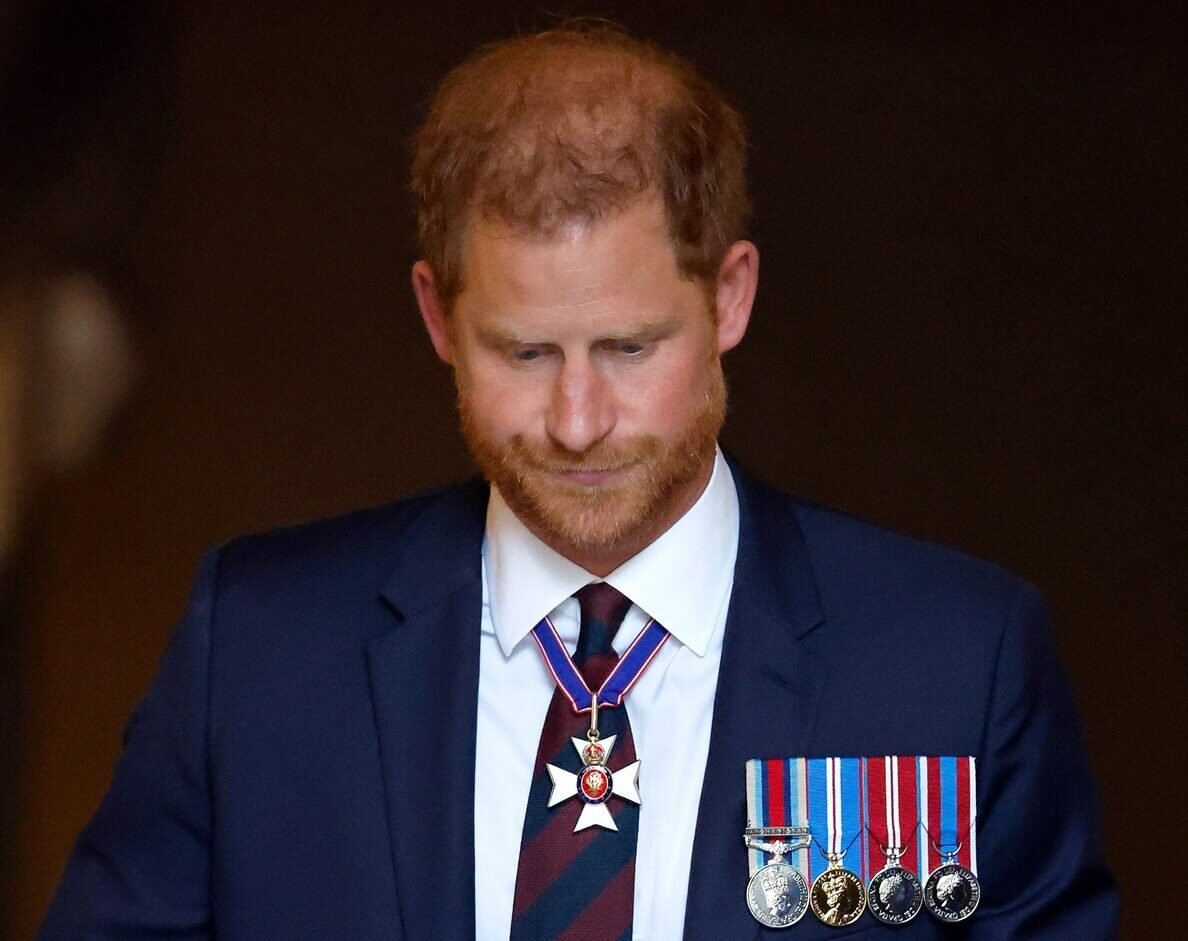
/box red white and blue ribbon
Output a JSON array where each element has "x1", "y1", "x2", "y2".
[
  {"x1": 746, "y1": 756, "x2": 978, "y2": 883},
  {"x1": 745, "y1": 758, "x2": 810, "y2": 877},
  {"x1": 529, "y1": 615, "x2": 669, "y2": 714},
  {"x1": 917, "y1": 755, "x2": 978, "y2": 879}
]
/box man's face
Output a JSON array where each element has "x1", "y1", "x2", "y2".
[{"x1": 435, "y1": 200, "x2": 730, "y2": 564}]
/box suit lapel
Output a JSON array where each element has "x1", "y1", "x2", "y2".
[
  {"x1": 684, "y1": 462, "x2": 829, "y2": 939},
  {"x1": 361, "y1": 467, "x2": 829, "y2": 938},
  {"x1": 366, "y1": 480, "x2": 488, "y2": 940}
]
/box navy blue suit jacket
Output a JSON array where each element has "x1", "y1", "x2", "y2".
[{"x1": 39, "y1": 462, "x2": 1117, "y2": 938}]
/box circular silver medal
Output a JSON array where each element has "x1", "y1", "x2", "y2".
[
  {"x1": 924, "y1": 862, "x2": 980, "y2": 922},
  {"x1": 810, "y1": 866, "x2": 866, "y2": 927},
  {"x1": 746, "y1": 862, "x2": 809, "y2": 928},
  {"x1": 867, "y1": 864, "x2": 923, "y2": 924}
]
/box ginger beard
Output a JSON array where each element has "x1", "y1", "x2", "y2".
[{"x1": 457, "y1": 354, "x2": 727, "y2": 555}]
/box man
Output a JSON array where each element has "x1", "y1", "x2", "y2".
[{"x1": 39, "y1": 24, "x2": 1117, "y2": 940}]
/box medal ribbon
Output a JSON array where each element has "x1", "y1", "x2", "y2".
[
  {"x1": 919, "y1": 756, "x2": 977, "y2": 878},
  {"x1": 744, "y1": 756, "x2": 977, "y2": 885},
  {"x1": 807, "y1": 757, "x2": 862, "y2": 881},
  {"x1": 744, "y1": 758, "x2": 810, "y2": 878},
  {"x1": 530, "y1": 614, "x2": 669, "y2": 713},
  {"x1": 864, "y1": 756, "x2": 922, "y2": 880}
]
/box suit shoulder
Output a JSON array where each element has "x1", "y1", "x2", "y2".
[
  {"x1": 213, "y1": 477, "x2": 487, "y2": 588},
  {"x1": 767, "y1": 493, "x2": 1044, "y2": 682},
  {"x1": 783, "y1": 491, "x2": 1034, "y2": 624},
  {"x1": 798, "y1": 496, "x2": 1022, "y2": 581}
]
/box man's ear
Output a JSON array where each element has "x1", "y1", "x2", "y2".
[
  {"x1": 411, "y1": 260, "x2": 455, "y2": 365},
  {"x1": 714, "y1": 240, "x2": 759, "y2": 354}
]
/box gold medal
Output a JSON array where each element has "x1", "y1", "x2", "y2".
[{"x1": 810, "y1": 856, "x2": 866, "y2": 927}]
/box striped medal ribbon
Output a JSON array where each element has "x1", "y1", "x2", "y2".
[
  {"x1": 864, "y1": 756, "x2": 924, "y2": 924},
  {"x1": 530, "y1": 614, "x2": 669, "y2": 713},
  {"x1": 743, "y1": 758, "x2": 811, "y2": 927},
  {"x1": 807, "y1": 757, "x2": 867, "y2": 926},
  {"x1": 742, "y1": 755, "x2": 981, "y2": 927},
  {"x1": 919, "y1": 756, "x2": 980, "y2": 922},
  {"x1": 530, "y1": 613, "x2": 669, "y2": 832}
]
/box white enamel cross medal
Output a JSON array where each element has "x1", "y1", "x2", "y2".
[{"x1": 545, "y1": 694, "x2": 641, "y2": 832}]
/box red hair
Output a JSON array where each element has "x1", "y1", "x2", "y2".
[{"x1": 410, "y1": 22, "x2": 750, "y2": 305}]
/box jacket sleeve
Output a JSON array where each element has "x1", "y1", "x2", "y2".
[
  {"x1": 971, "y1": 581, "x2": 1119, "y2": 938},
  {"x1": 37, "y1": 550, "x2": 219, "y2": 940}
]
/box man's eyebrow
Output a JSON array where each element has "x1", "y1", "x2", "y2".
[
  {"x1": 474, "y1": 318, "x2": 681, "y2": 347},
  {"x1": 473, "y1": 324, "x2": 527, "y2": 347},
  {"x1": 598, "y1": 319, "x2": 681, "y2": 342}
]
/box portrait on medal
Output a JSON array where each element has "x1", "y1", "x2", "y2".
[
  {"x1": 867, "y1": 863, "x2": 923, "y2": 925},
  {"x1": 878, "y1": 873, "x2": 909, "y2": 908},
  {"x1": 811, "y1": 870, "x2": 862, "y2": 926},
  {"x1": 934, "y1": 872, "x2": 969, "y2": 911},
  {"x1": 746, "y1": 863, "x2": 806, "y2": 928},
  {"x1": 925, "y1": 866, "x2": 979, "y2": 922},
  {"x1": 760, "y1": 870, "x2": 793, "y2": 920}
]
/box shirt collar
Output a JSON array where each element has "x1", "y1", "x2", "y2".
[{"x1": 484, "y1": 447, "x2": 739, "y2": 658}]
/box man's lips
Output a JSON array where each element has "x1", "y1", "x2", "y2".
[
  {"x1": 561, "y1": 469, "x2": 618, "y2": 486},
  {"x1": 546, "y1": 464, "x2": 632, "y2": 486}
]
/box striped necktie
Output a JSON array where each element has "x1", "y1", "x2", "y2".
[{"x1": 510, "y1": 583, "x2": 638, "y2": 940}]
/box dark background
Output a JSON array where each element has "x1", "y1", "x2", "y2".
[{"x1": 1, "y1": 2, "x2": 1183, "y2": 937}]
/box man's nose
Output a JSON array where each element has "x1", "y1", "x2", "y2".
[{"x1": 545, "y1": 357, "x2": 615, "y2": 454}]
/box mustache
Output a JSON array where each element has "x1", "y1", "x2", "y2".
[{"x1": 501, "y1": 436, "x2": 663, "y2": 475}]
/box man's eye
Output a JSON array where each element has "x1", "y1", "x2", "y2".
[
  {"x1": 512, "y1": 347, "x2": 543, "y2": 362},
  {"x1": 609, "y1": 340, "x2": 649, "y2": 357}
]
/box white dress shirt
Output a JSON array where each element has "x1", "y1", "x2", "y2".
[{"x1": 474, "y1": 448, "x2": 740, "y2": 941}]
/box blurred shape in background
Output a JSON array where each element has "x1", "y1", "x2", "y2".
[
  {"x1": 1, "y1": 274, "x2": 137, "y2": 562},
  {"x1": 1, "y1": 1, "x2": 172, "y2": 936}
]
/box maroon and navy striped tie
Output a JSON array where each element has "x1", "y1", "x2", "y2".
[{"x1": 510, "y1": 583, "x2": 638, "y2": 941}]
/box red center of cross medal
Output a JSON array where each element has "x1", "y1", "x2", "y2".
[
  {"x1": 547, "y1": 732, "x2": 641, "y2": 831},
  {"x1": 544, "y1": 689, "x2": 641, "y2": 831}
]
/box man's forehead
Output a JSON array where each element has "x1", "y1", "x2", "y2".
[{"x1": 460, "y1": 200, "x2": 675, "y2": 283}]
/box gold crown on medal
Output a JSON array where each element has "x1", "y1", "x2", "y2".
[
  {"x1": 760, "y1": 868, "x2": 789, "y2": 894},
  {"x1": 582, "y1": 742, "x2": 605, "y2": 765}
]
